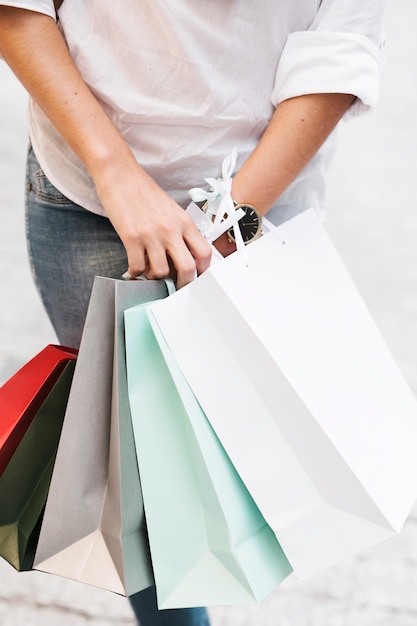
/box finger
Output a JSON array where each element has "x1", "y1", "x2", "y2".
[
  {"x1": 175, "y1": 254, "x2": 198, "y2": 289},
  {"x1": 184, "y1": 229, "x2": 212, "y2": 275},
  {"x1": 126, "y1": 248, "x2": 148, "y2": 279},
  {"x1": 165, "y1": 241, "x2": 199, "y2": 289},
  {"x1": 142, "y1": 245, "x2": 171, "y2": 280}
]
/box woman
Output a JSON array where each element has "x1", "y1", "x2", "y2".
[{"x1": 0, "y1": 1, "x2": 386, "y2": 624}]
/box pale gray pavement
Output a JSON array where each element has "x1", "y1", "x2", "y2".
[{"x1": 1, "y1": 2, "x2": 417, "y2": 624}]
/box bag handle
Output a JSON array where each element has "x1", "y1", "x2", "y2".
[{"x1": 121, "y1": 272, "x2": 176, "y2": 296}]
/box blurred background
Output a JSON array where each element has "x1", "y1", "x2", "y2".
[{"x1": 1, "y1": 1, "x2": 417, "y2": 624}]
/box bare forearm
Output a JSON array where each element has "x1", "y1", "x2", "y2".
[
  {"x1": 232, "y1": 92, "x2": 355, "y2": 214},
  {"x1": 0, "y1": 8, "x2": 136, "y2": 177},
  {"x1": 213, "y1": 92, "x2": 354, "y2": 257},
  {"x1": 0, "y1": 7, "x2": 211, "y2": 285}
]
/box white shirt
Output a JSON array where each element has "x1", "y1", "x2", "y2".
[{"x1": 2, "y1": 0, "x2": 386, "y2": 223}]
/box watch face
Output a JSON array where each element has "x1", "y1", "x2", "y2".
[{"x1": 229, "y1": 204, "x2": 261, "y2": 243}]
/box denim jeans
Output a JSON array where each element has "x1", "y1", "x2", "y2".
[
  {"x1": 25, "y1": 144, "x2": 129, "y2": 349},
  {"x1": 25, "y1": 145, "x2": 211, "y2": 626}
]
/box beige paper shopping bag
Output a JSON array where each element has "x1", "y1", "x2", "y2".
[{"x1": 34, "y1": 277, "x2": 171, "y2": 594}]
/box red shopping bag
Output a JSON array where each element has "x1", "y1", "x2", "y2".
[{"x1": 0, "y1": 344, "x2": 77, "y2": 477}]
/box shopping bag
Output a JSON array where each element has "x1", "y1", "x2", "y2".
[
  {"x1": 125, "y1": 302, "x2": 291, "y2": 608},
  {"x1": 0, "y1": 344, "x2": 77, "y2": 477},
  {"x1": 147, "y1": 208, "x2": 417, "y2": 579},
  {"x1": 34, "y1": 276, "x2": 172, "y2": 595},
  {"x1": 0, "y1": 360, "x2": 75, "y2": 571}
]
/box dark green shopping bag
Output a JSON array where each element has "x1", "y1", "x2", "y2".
[{"x1": 0, "y1": 360, "x2": 75, "y2": 570}]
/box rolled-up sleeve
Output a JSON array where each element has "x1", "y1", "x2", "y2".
[
  {"x1": 0, "y1": 1, "x2": 56, "y2": 20},
  {"x1": 272, "y1": 0, "x2": 387, "y2": 117}
]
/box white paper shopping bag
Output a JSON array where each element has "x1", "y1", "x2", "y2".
[{"x1": 147, "y1": 209, "x2": 417, "y2": 579}]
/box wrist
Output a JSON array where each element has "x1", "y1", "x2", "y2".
[
  {"x1": 90, "y1": 142, "x2": 158, "y2": 201},
  {"x1": 85, "y1": 131, "x2": 137, "y2": 179},
  {"x1": 231, "y1": 177, "x2": 262, "y2": 215}
]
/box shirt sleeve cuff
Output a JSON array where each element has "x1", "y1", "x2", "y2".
[
  {"x1": 0, "y1": 1, "x2": 56, "y2": 20},
  {"x1": 271, "y1": 31, "x2": 385, "y2": 118}
]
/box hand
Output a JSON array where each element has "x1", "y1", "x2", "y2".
[
  {"x1": 0, "y1": 10, "x2": 211, "y2": 289},
  {"x1": 94, "y1": 157, "x2": 212, "y2": 288}
]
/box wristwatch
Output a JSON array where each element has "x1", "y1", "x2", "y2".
[{"x1": 227, "y1": 202, "x2": 262, "y2": 245}]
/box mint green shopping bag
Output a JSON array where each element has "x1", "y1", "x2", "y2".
[{"x1": 124, "y1": 303, "x2": 292, "y2": 609}]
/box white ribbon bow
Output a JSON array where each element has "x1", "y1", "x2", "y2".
[{"x1": 188, "y1": 148, "x2": 248, "y2": 263}]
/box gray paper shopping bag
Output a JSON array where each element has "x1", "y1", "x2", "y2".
[{"x1": 34, "y1": 276, "x2": 172, "y2": 595}]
